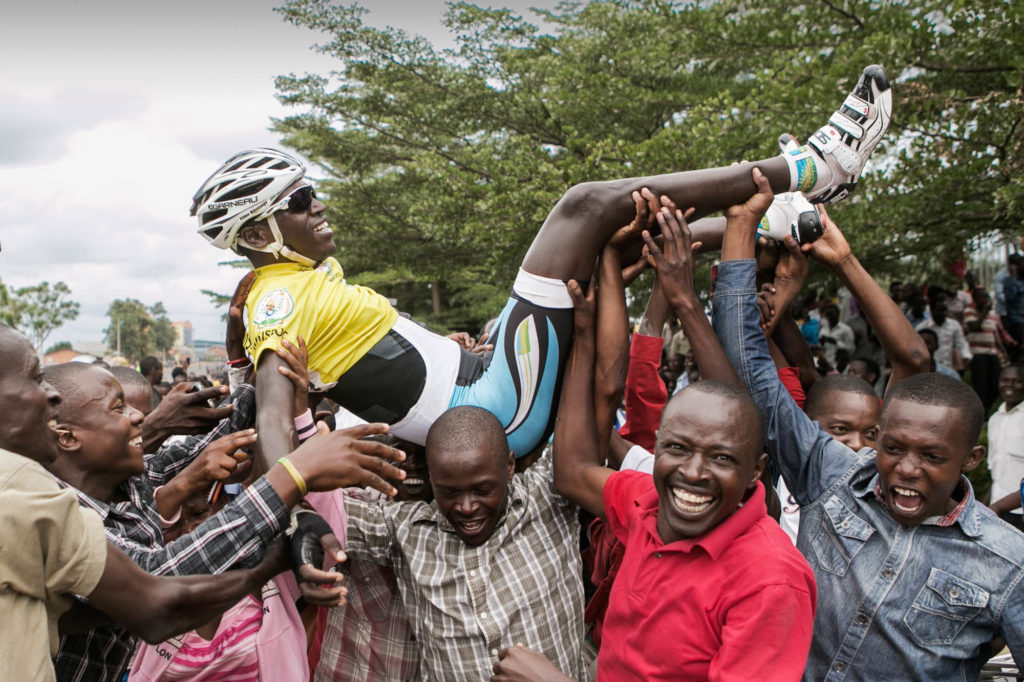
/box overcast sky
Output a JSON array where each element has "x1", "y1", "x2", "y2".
[{"x1": 0, "y1": 0, "x2": 557, "y2": 349}]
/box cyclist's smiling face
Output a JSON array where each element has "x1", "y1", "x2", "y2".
[{"x1": 273, "y1": 181, "x2": 334, "y2": 262}]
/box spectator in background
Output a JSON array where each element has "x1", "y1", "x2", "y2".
[
  {"x1": 964, "y1": 287, "x2": 1008, "y2": 412},
  {"x1": 1002, "y1": 257, "x2": 1024, "y2": 362},
  {"x1": 905, "y1": 290, "x2": 930, "y2": 328},
  {"x1": 986, "y1": 363, "x2": 1024, "y2": 532},
  {"x1": 171, "y1": 367, "x2": 188, "y2": 385},
  {"x1": 918, "y1": 329, "x2": 960, "y2": 379},
  {"x1": 916, "y1": 295, "x2": 970, "y2": 373},
  {"x1": 818, "y1": 303, "x2": 855, "y2": 368},
  {"x1": 847, "y1": 356, "x2": 882, "y2": 396},
  {"x1": 138, "y1": 356, "x2": 163, "y2": 407}
]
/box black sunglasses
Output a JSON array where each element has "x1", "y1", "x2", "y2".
[{"x1": 285, "y1": 185, "x2": 316, "y2": 213}]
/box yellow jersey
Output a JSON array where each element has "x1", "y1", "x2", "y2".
[{"x1": 243, "y1": 257, "x2": 398, "y2": 387}]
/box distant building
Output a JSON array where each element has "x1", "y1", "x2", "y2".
[{"x1": 172, "y1": 321, "x2": 194, "y2": 349}]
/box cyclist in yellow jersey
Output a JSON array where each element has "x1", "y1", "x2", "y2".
[{"x1": 189, "y1": 66, "x2": 892, "y2": 469}]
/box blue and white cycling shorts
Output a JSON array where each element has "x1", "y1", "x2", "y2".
[{"x1": 325, "y1": 269, "x2": 573, "y2": 457}]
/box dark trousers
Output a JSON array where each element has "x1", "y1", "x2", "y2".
[{"x1": 971, "y1": 353, "x2": 1002, "y2": 413}]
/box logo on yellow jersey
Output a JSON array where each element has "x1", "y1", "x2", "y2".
[{"x1": 253, "y1": 288, "x2": 295, "y2": 326}]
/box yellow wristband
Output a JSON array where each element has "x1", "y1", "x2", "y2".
[{"x1": 277, "y1": 457, "x2": 308, "y2": 496}]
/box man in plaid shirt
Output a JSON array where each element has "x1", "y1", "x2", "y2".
[
  {"x1": 311, "y1": 406, "x2": 588, "y2": 682},
  {"x1": 43, "y1": 366, "x2": 290, "y2": 682}
]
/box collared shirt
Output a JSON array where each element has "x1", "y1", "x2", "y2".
[
  {"x1": 597, "y1": 472, "x2": 816, "y2": 681},
  {"x1": 988, "y1": 401, "x2": 1024, "y2": 513},
  {"x1": 53, "y1": 385, "x2": 290, "y2": 682},
  {"x1": 0, "y1": 448, "x2": 107, "y2": 682},
  {"x1": 916, "y1": 317, "x2": 972, "y2": 366},
  {"x1": 714, "y1": 259, "x2": 1024, "y2": 681},
  {"x1": 342, "y1": 455, "x2": 587, "y2": 682},
  {"x1": 308, "y1": 487, "x2": 421, "y2": 682}
]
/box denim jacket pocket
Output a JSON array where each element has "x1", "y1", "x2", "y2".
[
  {"x1": 809, "y1": 495, "x2": 874, "y2": 576},
  {"x1": 904, "y1": 568, "x2": 989, "y2": 646}
]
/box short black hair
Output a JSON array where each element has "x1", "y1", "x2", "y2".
[
  {"x1": 43, "y1": 363, "x2": 100, "y2": 424},
  {"x1": 1000, "y1": 362, "x2": 1024, "y2": 378},
  {"x1": 669, "y1": 381, "x2": 765, "y2": 455},
  {"x1": 171, "y1": 367, "x2": 187, "y2": 379},
  {"x1": 917, "y1": 328, "x2": 938, "y2": 343},
  {"x1": 805, "y1": 374, "x2": 877, "y2": 418},
  {"x1": 882, "y1": 372, "x2": 985, "y2": 446},
  {"x1": 139, "y1": 356, "x2": 161, "y2": 375},
  {"x1": 426, "y1": 405, "x2": 509, "y2": 461},
  {"x1": 110, "y1": 366, "x2": 150, "y2": 392}
]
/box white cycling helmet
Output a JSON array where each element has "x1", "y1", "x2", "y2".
[{"x1": 190, "y1": 148, "x2": 317, "y2": 265}]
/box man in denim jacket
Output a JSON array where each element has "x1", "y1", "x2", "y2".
[{"x1": 712, "y1": 169, "x2": 1024, "y2": 680}]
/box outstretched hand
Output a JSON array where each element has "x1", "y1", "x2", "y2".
[
  {"x1": 725, "y1": 166, "x2": 774, "y2": 228},
  {"x1": 641, "y1": 199, "x2": 703, "y2": 308},
  {"x1": 567, "y1": 279, "x2": 595, "y2": 335},
  {"x1": 141, "y1": 383, "x2": 233, "y2": 452},
  {"x1": 287, "y1": 422, "x2": 407, "y2": 498},
  {"x1": 803, "y1": 206, "x2": 853, "y2": 267},
  {"x1": 610, "y1": 187, "x2": 663, "y2": 284}
]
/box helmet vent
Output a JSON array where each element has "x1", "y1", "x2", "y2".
[{"x1": 220, "y1": 178, "x2": 273, "y2": 201}]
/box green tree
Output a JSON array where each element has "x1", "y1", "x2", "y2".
[
  {"x1": 272, "y1": 0, "x2": 1023, "y2": 329},
  {"x1": 0, "y1": 280, "x2": 18, "y2": 327},
  {"x1": 1, "y1": 281, "x2": 81, "y2": 352},
  {"x1": 149, "y1": 302, "x2": 177, "y2": 354},
  {"x1": 105, "y1": 299, "x2": 176, "y2": 362},
  {"x1": 44, "y1": 340, "x2": 73, "y2": 355}
]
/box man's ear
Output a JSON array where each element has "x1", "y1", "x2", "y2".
[
  {"x1": 750, "y1": 452, "x2": 768, "y2": 488},
  {"x1": 506, "y1": 451, "x2": 515, "y2": 477},
  {"x1": 961, "y1": 445, "x2": 985, "y2": 473},
  {"x1": 238, "y1": 222, "x2": 272, "y2": 250},
  {"x1": 56, "y1": 424, "x2": 81, "y2": 453}
]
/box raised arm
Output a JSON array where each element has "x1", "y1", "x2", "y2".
[
  {"x1": 553, "y1": 280, "x2": 614, "y2": 518},
  {"x1": 643, "y1": 199, "x2": 740, "y2": 386},
  {"x1": 805, "y1": 208, "x2": 929, "y2": 391},
  {"x1": 594, "y1": 246, "x2": 630, "y2": 464},
  {"x1": 713, "y1": 168, "x2": 855, "y2": 503},
  {"x1": 617, "y1": 283, "x2": 670, "y2": 455}
]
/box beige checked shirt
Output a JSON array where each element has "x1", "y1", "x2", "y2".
[{"x1": 343, "y1": 455, "x2": 586, "y2": 681}]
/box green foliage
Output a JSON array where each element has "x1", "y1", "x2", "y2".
[
  {"x1": 105, "y1": 299, "x2": 176, "y2": 362},
  {"x1": 273, "y1": 0, "x2": 1024, "y2": 330},
  {"x1": 44, "y1": 340, "x2": 73, "y2": 355},
  {"x1": 0, "y1": 280, "x2": 80, "y2": 352}
]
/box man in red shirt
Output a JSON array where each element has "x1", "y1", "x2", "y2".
[
  {"x1": 497, "y1": 202, "x2": 815, "y2": 679},
  {"x1": 519, "y1": 205, "x2": 815, "y2": 681}
]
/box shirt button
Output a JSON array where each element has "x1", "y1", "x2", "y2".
[
  {"x1": 882, "y1": 569, "x2": 894, "y2": 579},
  {"x1": 949, "y1": 588, "x2": 960, "y2": 600},
  {"x1": 835, "y1": 662, "x2": 847, "y2": 672},
  {"x1": 481, "y1": 612, "x2": 489, "y2": 619},
  {"x1": 654, "y1": 552, "x2": 662, "y2": 558},
  {"x1": 856, "y1": 614, "x2": 867, "y2": 624},
  {"x1": 491, "y1": 649, "x2": 498, "y2": 656},
  {"x1": 838, "y1": 520, "x2": 851, "y2": 530},
  {"x1": 469, "y1": 569, "x2": 477, "y2": 577}
]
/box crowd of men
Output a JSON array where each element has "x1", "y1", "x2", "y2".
[{"x1": 3, "y1": 64, "x2": 1023, "y2": 682}]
